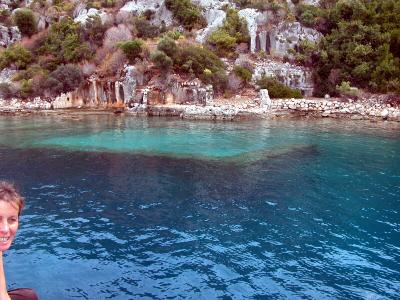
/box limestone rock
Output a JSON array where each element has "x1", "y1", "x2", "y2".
[
  {"x1": 120, "y1": 0, "x2": 173, "y2": 26},
  {"x1": 0, "y1": 25, "x2": 21, "y2": 48},
  {"x1": 195, "y1": 9, "x2": 226, "y2": 43},
  {"x1": 238, "y1": 9, "x2": 262, "y2": 53},
  {"x1": 74, "y1": 7, "x2": 109, "y2": 24},
  {"x1": 253, "y1": 59, "x2": 313, "y2": 96},
  {"x1": 381, "y1": 109, "x2": 389, "y2": 119},
  {"x1": 193, "y1": 0, "x2": 232, "y2": 10},
  {"x1": 0, "y1": 69, "x2": 17, "y2": 84},
  {"x1": 269, "y1": 22, "x2": 321, "y2": 57},
  {"x1": 121, "y1": 65, "x2": 139, "y2": 103},
  {"x1": 259, "y1": 89, "x2": 271, "y2": 108}
]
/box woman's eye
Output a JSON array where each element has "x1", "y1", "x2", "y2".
[{"x1": 9, "y1": 217, "x2": 18, "y2": 224}]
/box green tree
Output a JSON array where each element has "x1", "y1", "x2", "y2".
[
  {"x1": 13, "y1": 8, "x2": 37, "y2": 37},
  {"x1": 150, "y1": 50, "x2": 173, "y2": 71},
  {"x1": 157, "y1": 36, "x2": 178, "y2": 60},
  {"x1": 37, "y1": 18, "x2": 92, "y2": 67},
  {"x1": 257, "y1": 76, "x2": 302, "y2": 98},
  {"x1": 44, "y1": 64, "x2": 83, "y2": 96},
  {"x1": 0, "y1": 45, "x2": 33, "y2": 70},
  {"x1": 165, "y1": 0, "x2": 204, "y2": 30},
  {"x1": 118, "y1": 39, "x2": 143, "y2": 64}
]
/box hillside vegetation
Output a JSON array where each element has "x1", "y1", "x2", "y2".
[{"x1": 0, "y1": 0, "x2": 399, "y2": 100}]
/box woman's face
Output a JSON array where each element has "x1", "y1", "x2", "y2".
[{"x1": 0, "y1": 200, "x2": 19, "y2": 252}]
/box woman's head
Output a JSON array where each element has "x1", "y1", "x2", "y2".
[{"x1": 0, "y1": 181, "x2": 24, "y2": 252}]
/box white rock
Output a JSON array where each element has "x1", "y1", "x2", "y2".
[
  {"x1": 381, "y1": 109, "x2": 389, "y2": 119},
  {"x1": 259, "y1": 89, "x2": 271, "y2": 108},
  {"x1": 0, "y1": 25, "x2": 21, "y2": 47},
  {"x1": 195, "y1": 9, "x2": 226, "y2": 43},
  {"x1": 120, "y1": 0, "x2": 173, "y2": 26},
  {"x1": 238, "y1": 8, "x2": 261, "y2": 53},
  {"x1": 74, "y1": 8, "x2": 108, "y2": 24}
]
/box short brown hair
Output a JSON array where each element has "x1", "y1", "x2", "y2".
[{"x1": 0, "y1": 181, "x2": 25, "y2": 215}]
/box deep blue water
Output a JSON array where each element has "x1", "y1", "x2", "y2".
[{"x1": 0, "y1": 115, "x2": 399, "y2": 299}]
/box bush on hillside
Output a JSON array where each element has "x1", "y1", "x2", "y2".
[
  {"x1": 37, "y1": 18, "x2": 92, "y2": 67},
  {"x1": 233, "y1": 65, "x2": 252, "y2": 85},
  {"x1": 43, "y1": 64, "x2": 83, "y2": 96},
  {"x1": 256, "y1": 76, "x2": 302, "y2": 98},
  {"x1": 0, "y1": 45, "x2": 33, "y2": 70},
  {"x1": 0, "y1": 83, "x2": 18, "y2": 100},
  {"x1": 103, "y1": 24, "x2": 132, "y2": 51},
  {"x1": 98, "y1": 49, "x2": 125, "y2": 77},
  {"x1": 175, "y1": 45, "x2": 227, "y2": 91},
  {"x1": 207, "y1": 30, "x2": 236, "y2": 57},
  {"x1": 150, "y1": 50, "x2": 173, "y2": 71},
  {"x1": 165, "y1": 0, "x2": 205, "y2": 30},
  {"x1": 134, "y1": 17, "x2": 160, "y2": 39},
  {"x1": 157, "y1": 36, "x2": 178, "y2": 60},
  {"x1": 79, "y1": 15, "x2": 107, "y2": 49},
  {"x1": 13, "y1": 8, "x2": 37, "y2": 37},
  {"x1": 207, "y1": 9, "x2": 249, "y2": 57},
  {"x1": 118, "y1": 39, "x2": 143, "y2": 63}
]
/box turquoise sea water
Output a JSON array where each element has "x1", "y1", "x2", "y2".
[{"x1": 0, "y1": 115, "x2": 399, "y2": 299}]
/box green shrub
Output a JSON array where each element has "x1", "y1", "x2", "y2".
[
  {"x1": 165, "y1": 30, "x2": 181, "y2": 40},
  {"x1": 134, "y1": 17, "x2": 160, "y2": 39},
  {"x1": 44, "y1": 64, "x2": 83, "y2": 96},
  {"x1": 206, "y1": 9, "x2": 249, "y2": 57},
  {"x1": 37, "y1": 18, "x2": 92, "y2": 67},
  {"x1": 0, "y1": 45, "x2": 33, "y2": 70},
  {"x1": 118, "y1": 39, "x2": 143, "y2": 63},
  {"x1": 157, "y1": 36, "x2": 178, "y2": 60},
  {"x1": 207, "y1": 30, "x2": 237, "y2": 57},
  {"x1": 233, "y1": 65, "x2": 252, "y2": 85},
  {"x1": 175, "y1": 45, "x2": 227, "y2": 91},
  {"x1": 0, "y1": 83, "x2": 17, "y2": 99},
  {"x1": 0, "y1": 9, "x2": 12, "y2": 26},
  {"x1": 165, "y1": 0, "x2": 205, "y2": 30},
  {"x1": 256, "y1": 76, "x2": 302, "y2": 98},
  {"x1": 12, "y1": 64, "x2": 48, "y2": 81},
  {"x1": 13, "y1": 8, "x2": 37, "y2": 37},
  {"x1": 336, "y1": 81, "x2": 359, "y2": 97},
  {"x1": 79, "y1": 15, "x2": 107, "y2": 48},
  {"x1": 150, "y1": 50, "x2": 173, "y2": 71}
]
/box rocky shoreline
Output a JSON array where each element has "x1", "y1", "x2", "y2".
[{"x1": 1, "y1": 96, "x2": 399, "y2": 122}]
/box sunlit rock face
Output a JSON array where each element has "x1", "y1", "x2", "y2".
[
  {"x1": 120, "y1": 65, "x2": 140, "y2": 103},
  {"x1": 303, "y1": 0, "x2": 320, "y2": 5},
  {"x1": 0, "y1": 69, "x2": 17, "y2": 84},
  {"x1": 192, "y1": 0, "x2": 232, "y2": 10},
  {"x1": 0, "y1": 25, "x2": 21, "y2": 48},
  {"x1": 120, "y1": 0, "x2": 173, "y2": 26},
  {"x1": 169, "y1": 78, "x2": 213, "y2": 105},
  {"x1": 269, "y1": 22, "x2": 321, "y2": 56},
  {"x1": 196, "y1": 9, "x2": 226, "y2": 43},
  {"x1": 238, "y1": 9, "x2": 264, "y2": 53},
  {"x1": 253, "y1": 59, "x2": 314, "y2": 96},
  {"x1": 74, "y1": 7, "x2": 109, "y2": 24}
]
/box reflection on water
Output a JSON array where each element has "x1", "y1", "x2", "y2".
[{"x1": 0, "y1": 115, "x2": 399, "y2": 299}]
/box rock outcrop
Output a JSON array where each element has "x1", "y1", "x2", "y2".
[
  {"x1": 74, "y1": 7, "x2": 109, "y2": 24},
  {"x1": 0, "y1": 69, "x2": 17, "y2": 84},
  {"x1": 196, "y1": 9, "x2": 226, "y2": 43},
  {"x1": 259, "y1": 89, "x2": 271, "y2": 108},
  {"x1": 269, "y1": 22, "x2": 321, "y2": 57},
  {"x1": 120, "y1": 0, "x2": 173, "y2": 26},
  {"x1": 0, "y1": 25, "x2": 21, "y2": 48},
  {"x1": 253, "y1": 59, "x2": 314, "y2": 96}
]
